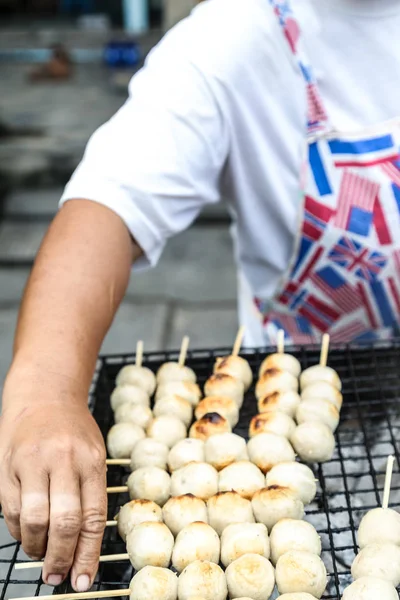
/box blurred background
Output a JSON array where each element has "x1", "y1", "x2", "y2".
[{"x1": 0, "y1": 0, "x2": 238, "y2": 388}]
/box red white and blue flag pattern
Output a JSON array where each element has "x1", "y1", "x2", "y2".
[{"x1": 254, "y1": 1, "x2": 400, "y2": 343}]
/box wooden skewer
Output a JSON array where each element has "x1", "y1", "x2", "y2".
[
  {"x1": 232, "y1": 326, "x2": 245, "y2": 357},
  {"x1": 277, "y1": 329, "x2": 285, "y2": 355},
  {"x1": 136, "y1": 340, "x2": 143, "y2": 368},
  {"x1": 11, "y1": 591, "x2": 129, "y2": 600},
  {"x1": 106, "y1": 520, "x2": 117, "y2": 527},
  {"x1": 320, "y1": 333, "x2": 330, "y2": 368},
  {"x1": 382, "y1": 454, "x2": 395, "y2": 510},
  {"x1": 16, "y1": 554, "x2": 130, "y2": 571},
  {"x1": 107, "y1": 486, "x2": 128, "y2": 494},
  {"x1": 178, "y1": 335, "x2": 190, "y2": 367},
  {"x1": 106, "y1": 459, "x2": 130, "y2": 466}
]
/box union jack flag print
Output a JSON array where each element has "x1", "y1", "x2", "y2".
[
  {"x1": 328, "y1": 237, "x2": 387, "y2": 282},
  {"x1": 278, "y1": 281, "x2": 340, "y2": 332}
]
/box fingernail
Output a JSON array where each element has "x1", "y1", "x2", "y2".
[
  {"x1": 76, "y1": 574, "x2": 90, "y2": 592},
  {"x1": 47, "y1": 574, "x2": 63, "y2": 587}
]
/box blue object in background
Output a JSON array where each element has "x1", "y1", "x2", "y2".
[
  {"x1": 122, "y1": 0, "x2": 149, "y2": 34},
  {"x1": 60, "y1": 0, "x2": 95, "y2": 13},
  {"x1": 104, "y1": 41, "x2": 141, "y2": 68}
]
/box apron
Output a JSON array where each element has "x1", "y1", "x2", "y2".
[{"x1": 252, "y1": 0, "x2": 400, "y2": 345}]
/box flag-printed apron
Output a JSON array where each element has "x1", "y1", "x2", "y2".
[{"x1": 253, "y1": 0, "x2": 400, "y2": 345}]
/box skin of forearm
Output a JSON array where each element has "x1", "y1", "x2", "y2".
[{"x1": 4, "y1": 199, "x2": 141, "y2": 407}]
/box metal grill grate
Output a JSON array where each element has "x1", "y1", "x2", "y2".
[{"x1": 2, "y1": 340, "x2": 400, "y2": 600}]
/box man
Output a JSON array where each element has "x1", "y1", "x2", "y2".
[{"x1": 1, "y1": 0, "x2": 400, "y2": 592}]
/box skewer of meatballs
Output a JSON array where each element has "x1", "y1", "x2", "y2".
[
  {"x1": 342, "y1": 455, "x2": 400, "y2": 600},
  {"x1": 291, "y1": 333, "x2": 342, "y2": 463},
  {"x1": 189, "y1": 326, "x2": 251, "y2": 440},
  {"x1": 255, "y1": 332, "x2": 342, "y2": 464},
  {"x1": 250, "y1": 330, "x2": 300, "y2": 469}
]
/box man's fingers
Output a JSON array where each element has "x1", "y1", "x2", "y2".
[
  {"x1": 71, "y1": 462, "x2": 107, "y2": 592},
  {"x1": 0, "y1": 474, "x2": 22, "y2": 542},
  {"x1": 19, "y1": 468, "x2": 49, "y2": 560},
  {"x1": 42, "y1": 468, "x2": 82, "y2": 587}
]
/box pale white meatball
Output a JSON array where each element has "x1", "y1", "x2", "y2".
[
  {"x1": 214, "y1": 356, "x2": 253, "y2": 391},
  {"x1": 207, "y1": 491, "x2": 255, "y2": 536},
  {"x1": 275, "y1": 550, "x2": 327, "y2": 598},
  {"x1": 130, "y1": 438, "x2": 169, "y2": 471},
  {"x1": 171, "y1": 462, "x2": 218, "y2": 500},
  {"x1": 168, "y1": 439, "x2": 205, "y2": 472},
  {"x1": 259, "y1": 353, "x2": 301, "y2": 378},
  {"x1": 156, "y1": 381, "x2": 202, "y2": 407},
  {"x1": 256, "y1": 370, "x2": 298, "y2": 400},
  {"x1": 114, "y1": 402, "x2": 153, "y2": 429},
  {"x1": 204, "y1": 433, "x2": 248, "y2": 471},
  {"x1": 127, "y1": 521, "x2": 174, "y2": 570},
  {"x1": 172, "y1": 522, "x2": 221, "y2": 573},
  {"x1": 154, "y1": 395, "x2": 193, "y2": 427},
  {"x1": 157, "y1": 362, "x2": 197, "y2": 385},
  {"x1": 107, "y1": 422, "x2": 145, "y2": 459},
  {"x1": 351, "y1": 543, "x2": 400, "y2": 586},
  {"x1": 221, "y1": 523, "x2": 270, "y2": 567},
  {"x1": 341, "y1": 577, "x2": 398, "y2": 600},
  {"x1": 204, "y1": 374, "x2": 245, "y2": 408},
  {"x1": 249, "y1": 412, "x2": 296, "y2": 439},
  {"x1": 178, "y1": 560, "x2": 227, "y2": 600},
  {"x1": 277, "y1": 595, "x2": 319, "y2": 600},
  {"x1": 266, "y1": 462, "x2": 317, "y2": 505},
  {"x1": 296, "y1": 399, "x2": 340, "y2": 432},
  {"x1": 162, "y1": 494, "x2": 208, "y2": 537},
  {"x1": 147, "y1": 415, "x2": 187, "y2": 448},
  {"x1": 252, "y1": 486, "x2": 305, "y2": 531},
  {"x1": 300, "y1": 365, "x2": 341, "y2": 391},
  {"x1": 218, "y1": 461, "x2": 265, "y2": 499},
  {"x1": 247, "y1": 433, "x2": 296, "y2": 473},
  {"x1": 195, "y1": 396, "x2": 239, "y2": 428},
  {"x1": 117, "y1": 499, "x2": 162, "y2": 542},
  {"x1": 358, "y1": 507, "x2": 400, "y2": 548},
  {"x1": 129, "y1": 566, "x2": 178, "y2": 600},
  {"x1": 225, "y1": 553, "x2": 275, "y2": 600},
  {"x1": 291, "y1": 422, "x2": 335, "y2": 463},
  {"x1": 189, "y1": 413, "x2": 231, "y2": 441},
  {"x1": 301, "y1": 381, "x2": 343, "y2": 410},
  {"x1": 270, "y1": 519, "x2": 321, "y2": 565},
  {"x1": 110, "y1": 384, "x2": 150, "y2": 411},
  {"x1": 127, "y1": 466, "x2": 171, "y2": 506},
  {"x1": 116, "y1": 364, "x2": 156, "y2": 396},
  {"x1": 258, "y1": 390, "x2": 301, "y2": 417}
]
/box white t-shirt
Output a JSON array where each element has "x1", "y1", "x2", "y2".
[{"x1": 60, "y1": 0, "x2": 400, "y2": 346}]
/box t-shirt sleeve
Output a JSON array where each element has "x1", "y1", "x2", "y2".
[{"x1": 60, "y1": 20, "x2": 230, "y2": 270}]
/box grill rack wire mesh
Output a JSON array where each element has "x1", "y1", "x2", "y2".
[{"x1": 2, "y1": 340, "x2": 400, "y2": 600}]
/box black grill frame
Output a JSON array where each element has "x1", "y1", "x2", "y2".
[{"x1": 2, "y1": 339, "x2": 400, "y2": 600}]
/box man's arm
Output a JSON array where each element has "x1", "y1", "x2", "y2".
[{"x1": 0, "y1": 199, "x2": 140, "y2": 592}]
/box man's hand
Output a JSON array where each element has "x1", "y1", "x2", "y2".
[
  {"x1": 0, "y1": 389, "x2": 107, "y2": 591},
  {"x1": 0, "y1": 200, "x2": 138, "y2": 590}
]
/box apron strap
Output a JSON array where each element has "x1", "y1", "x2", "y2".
[{"x1": 269, "y1": 0, "x2": 331, "y2": 134}]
